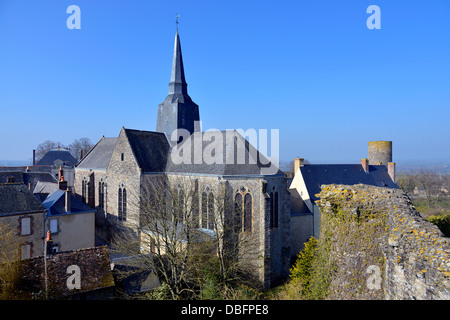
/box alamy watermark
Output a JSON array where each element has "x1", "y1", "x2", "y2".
[
  {"x1": 366, "y1": 265, "x2": 382, "y2": 290},
  {"x1": 169, "y1": 123, "x2": 280, "y2": 176}
]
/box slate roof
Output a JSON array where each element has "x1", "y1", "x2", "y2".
[
  {"x1": 165, "y1": 130, "x2": 283, "y2": 176},
  {"x1": 42, "y1": 190, "x2": 95, "y2": 216},
  {"x1": 300, "y1": 164, "x2": 399, "y2": 203},
  {"x1": 76, "y1": 137, "x2": 118, "y2": 169},
  {"x1": 36, "y1": 149, "x2": 77, "y2": 167},
  {"x1": 124, "y1": 129, "x2": 171, "y2": 173},
  {"x1": 18, "y1": 246, "x2": 115, "y2": 299},
  {"x1": 0, "y1": 171, "x2": 58, "y2": 199},
  {"x1": 0, "y1": 183, "x2": 46, "y2": 216}
]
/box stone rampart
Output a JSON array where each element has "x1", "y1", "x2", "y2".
[{"x1": 316, "y1": 184, "x2": 450, "y2": 299}]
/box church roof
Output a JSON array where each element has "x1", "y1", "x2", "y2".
[
  {"x1": 76, "y1": 137, "x2": 118, "y2": 170},
  {"x1": 169, "y1": 30, "x2": 188, "y2": 95},
  {"x1": 299, "y1": 164, "x2": 398, "y2": 203},
  {"x1": 124, "y1": 129, "x2": 171, "y2": 173},
  {"x1": 165, "y1": 130, "x2": 283, "y2": 176},
  {"x1": 35, "y1": 149, "x2": 77, "y2": 167}
]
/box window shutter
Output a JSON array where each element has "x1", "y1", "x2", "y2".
[
  {"x1": 21, "y1": 217, "x2": 31, "y2": 235},
  {"x1": 21, "y1": 244, "x2": 31, "y2": 260},
  {"x1": 50, "y1": 219, "x2": 58, "y2": 234}
]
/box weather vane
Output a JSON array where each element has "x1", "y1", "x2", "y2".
[{"x1": 176, "y1": 13, "x2": 180, "y2": 31}]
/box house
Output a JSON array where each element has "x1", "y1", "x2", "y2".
[
  {"x1": 34, "y1": 148, "x2": 78, "y2": 188},
  {"x1": 17, "y1": 246, "x2": 115, "y2": 300},
  {"x1": 73, "y1": 30, "x2": 291, "y2": 288},
  {"x1": 0, "y1": 182, "x2": 47, "y2": 260},
  {"x1": 0, "y1": 170, "x2": 58, "y2": 201},
  {"x1": 42, "y1": 185, "x2": 96, "y2": 253},
  {"x1": 289, "y1": 142, "x2": 399, "y2": 256}
]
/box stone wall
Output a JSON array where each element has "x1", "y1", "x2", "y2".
[{"x1": 316, "y1": 184, "x2": 450, "y2": 300}]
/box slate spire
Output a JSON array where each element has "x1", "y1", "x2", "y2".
[
  {"x1": 156, "y1": 29, "x2": 200, "y2": 143},
  {"x1": 169, "y1": 30, "x2": 188, "y2": 95}
]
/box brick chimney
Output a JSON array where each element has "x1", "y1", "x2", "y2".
[
  {"x1": 65, "y1": 188, "x2": 71, "y2": 212},
  {"x1": 361, "y1": 158, "x2": 369, "y2": 173},
  {"x1": 58, "y1": 167, "x2": 68, "y2": 191},
  {"x1": 388, "y1": 162, "x2": 396, "y2": 182},
  {"x1": 294, "y1": 158, "x2": 304, "y2": 174}
]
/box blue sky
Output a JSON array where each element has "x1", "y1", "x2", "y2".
[{"x1": 0, "y1": 0, "x2": 449, "y2": 166}]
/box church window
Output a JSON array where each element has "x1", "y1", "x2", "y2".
[
  {"x1": 273, "y1": 191, "x2": 279, "y2": 228},
  {"x1": 269, "y1": 189, "x2": 279, "y2": 229},
  {"x1": 208, "y1": 193, "x2": 214, "y2": 230},
  {"x1": 201, "y1": 191, "x2": 215, "y2": 230},
  {"x1": 118, "y1": 187, "x2": 127, "y2": 221},
  {"x1": 98, "y1": 181, "x2": 105, "y2": 209},
  {"x1": 244, "y1": 193, "x2": 252, "y2": 232},
  {"x1": 82, "y1": 180, "x2": 86, "y2": 203},
  {"x1": 234, "y1": 193, "x2": 242, "y2": 233},
  {"x1": 201, "y1": 192, "x2": 208, "y2": 229},
  {"x1": 121, "y1": 153, "x2": 124, "y2": 161},
  {"x1": 122, "y1": 189, "x2": 127, "y2": 221},
  {"x1": 178, "y1": 189, "x2": 185, "y2": 223}
]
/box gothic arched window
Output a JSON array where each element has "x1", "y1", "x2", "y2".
[
  {"x1": 234, "y1": 193, "x2": 242, "y2": 233},
  {"x1": 244, "y1": 193, "x2": 252, "y2": 232},
  {"x1": 201, "y1": 192, "x2": 208, "y2": 229},
  {"x1": 118, "y1": 187, "x2": 127, "y2": 221},
  {"x1": 208, "y1": 193, "x2": 214, "y2": 230}
]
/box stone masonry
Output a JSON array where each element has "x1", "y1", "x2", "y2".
[{"x1": 316, "y1": 184, "x2": 450, "y2": 300}]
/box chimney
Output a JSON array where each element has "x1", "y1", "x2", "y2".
[
  {"x1": 80, "y1": 149, "x2": 83, "y2": 160},
  {"x1": 33, "y1": 149, "x2": 36, "y2": 166},
  {"x1": 58, "y1": 169, "x2": 68, "y2": 191},
  {"x1": 65, "y1": 188, "x2": 71, "y2": 212},
  {"x1": 25, "y1": 166, "x2": 30, "y2": 172},
  {"x1": 388, "y1": 162, "x2": 396, "y2": 182},
  {"x1": 294, "y1": 158, "x2": 304, "y2": 174},
  {"x1": 361, "y1": 158, "x2": 369, "y2": 173}
]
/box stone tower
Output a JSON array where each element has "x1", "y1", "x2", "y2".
[
  {"x1": 156, "y1": 30, "x2": 200, "y2": 144},
  {"x1": 368, "y1": 141, "x2": 392, "y2": 165}
]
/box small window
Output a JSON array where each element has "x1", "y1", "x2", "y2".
[
  {"x1": 50, "y1": 219, "x2": 58, "y2": 234},
  {"x1": 50, "y1": 243, "x2": 59, "y2": 254},
  {"x1": 21, "y1": 244, "x2": 31, "y2": 260},
  {"x1": 121, "y1": 153, "x2": 124, "y2": 161},
  {"x1": 21, "y1": 217, "x2": 31, "y2": 236}
]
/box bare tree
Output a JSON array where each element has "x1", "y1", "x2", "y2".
[
  {"x1": 68, "y1": 137, "x2": 93, "y2": 160},
  {"x1": 0, "y1": 222, "x2": 22, "y2": 299},
  {"x1": 111, "y1": 176, "x2": 262, "y2": 299},
  {"x1": 415, "y1": 170, "x2": 444, "y2": 207},
  {"x1": 35, "y1": 140, "x2": 65, "y2": 162},
  {"x1": 396, "y1": 172, "x2": 416, "y2": 196}
]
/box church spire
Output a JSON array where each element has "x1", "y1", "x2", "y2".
[
  {"x1": 156, "y1": 27, "x2": 200, "y2": 142},
  {"x1": 168, "y1": 30, "x2": 187, "y2": 95}
]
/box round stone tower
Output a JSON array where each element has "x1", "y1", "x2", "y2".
[{"x1": 368, "y1": 141, "x2": 392, "y2": 165}]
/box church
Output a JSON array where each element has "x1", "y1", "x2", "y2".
[{"x1": 74, "y1": 30, "x2": 291, "y2": 288}]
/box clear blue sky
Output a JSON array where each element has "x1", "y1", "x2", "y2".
[{"x1": 0, "y1": 0, "x2": 449, "y2": 166}]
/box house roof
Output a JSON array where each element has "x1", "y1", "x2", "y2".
[
  {"x1": 36, "y1": 149, "x2": 77, "y2": 167},
  {"x1": 0, "y1": 171, "x2": 57, "y2": 190},
  {"x1": 76, "y1": 137, "x2": 118, "y2": 169},
  {"x1": 300, "y1": 164, "x2": 398, "y2": 202},
  {"x1": 42, "y1": 190, "x2": 95, "y2": 216},
  {"x1": 18, "y1": 246, "x2": 115, "y2": 299},
  {"x1": 0, "y1": 183, "x2": 46, "y2": 216}
]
